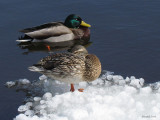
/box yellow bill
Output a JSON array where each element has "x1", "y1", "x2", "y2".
[{"x1": 80, "y1": 21, "x2": 91, "y2": 27}]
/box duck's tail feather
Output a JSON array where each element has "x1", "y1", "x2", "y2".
[
  {"x1": 28, "y1": 65, "x2": 44, "y2": 72},
  {"x1": 16, "y1": 39, "x2": 32, "y2": 42},
  {"x1": 16, "y1": 35, "x2": 33, "y2": 42}
]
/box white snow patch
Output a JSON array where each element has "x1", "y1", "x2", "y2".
[{"x1": 8, "y1": 71, "x2": 160, "y2": 120}]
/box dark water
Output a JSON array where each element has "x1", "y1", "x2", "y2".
[{"x1": 1, "y1": 0, "x2": 160, "y2": 119}]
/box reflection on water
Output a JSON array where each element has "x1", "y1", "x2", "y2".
[{"x1": 17, "y1": 38, "x2": 92, "y2": 54}]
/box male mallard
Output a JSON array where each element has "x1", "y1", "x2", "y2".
[
  {"x1": 28, "y1": 45, "x2": 101, "y2": 92},
  {"x1": 17, "y1": 14, "x2": 91, "y2": 43}
]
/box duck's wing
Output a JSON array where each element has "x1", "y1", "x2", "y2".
[
  {"x1": 20, "y1": 22, "x2": 72, "y2": 39},
  {"x1": 29, "y1": 53, "x2": 85, "y2": 76}
]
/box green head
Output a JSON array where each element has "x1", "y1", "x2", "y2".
[{"x1": 64, "y1": 14, "x2": 91, "y2": 28}]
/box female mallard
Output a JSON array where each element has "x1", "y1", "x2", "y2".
[
  {"x1": 17, "y1": 14, "x2": 91, "y2": 43},
  {"x1": 28, "y1": 45, "x2": 101, "y2": 92}
]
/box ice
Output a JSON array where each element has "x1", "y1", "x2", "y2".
[
  {"x1": 106, "y1": 75, "x2": 113, "y2": 81},
  {"x1": 140, "y1": 87, "x2": 152, "y2": 94},
  {"x1": 39, "y1": 75, "x2": 47, "y2": 81},
  {"x1": 24, "y1": 110, "x2": 35, "y2": 117},
  {"x1": 18, "y1": 105, "x2": 30, "y2": 112},
  {"x1": 25, "y1": 102, "x2": 33, "y2": 107},
  {"x1": 7, "y1": 71, "x2": 160, "y2": 120},
  {"x1": 79, "y1": 82, "x2": 87, "y2": 87},
  {"x1": 33, "y1": 97, "x2": 41, "y2": 102},
  {"x1": 129, "y1": 78, "x2": 144, "y2": 88},
  {"x1": 5, "y1": 81, "x2": 16, "y2": 87},
  {"x1": 18, "y1": 79, "x2": 30, "y2": 84},
  {"x1": 5, "y1": 79, "x2": 31, "y2": 88},
  {"x1": 42, "y1": 92, "x2": 52, "y2": 100}
]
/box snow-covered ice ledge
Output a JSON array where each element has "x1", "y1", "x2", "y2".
[{"x1": 6, "y1": 71, "x2": 160, "y2": 120}]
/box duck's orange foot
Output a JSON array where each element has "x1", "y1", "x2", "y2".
[
  {"x1": 78, "y1": 88, "x2": 84, "y2": 92},
  {"x1": 46, "y1": 45, "x2": 51, "y2": 51},
  {"x1": 70, "y1": 88, "x2": 75, "y2": 92},
  {"x1": 70, "y1": 84, "x2": 75, "y2": 92}
]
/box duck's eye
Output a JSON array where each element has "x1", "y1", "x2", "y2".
[{"x1": 75, "y1": 19, "x2": 78, "y2": 21}]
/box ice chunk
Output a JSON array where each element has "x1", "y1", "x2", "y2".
[
  {"x1": 34, "y1": 97, "x2": 41, "y2": 102},
  {"x1": 39, "y1": 75, "x2": 47, "y2": 81},
  {"x1": 130, "y1": 79, "x2": 143, "y2": 88},
  {"x1": 118, "y1": 80, "x2": 126, "y2": 86},
  {"x1": 42, "y1": 92, "x2": 52, "y2": 100},
  {"x1": 18, "y1": 105, "x2": 29, "y2": 112},
  {"x1": 107, "y1": 75, "x2": 113, "y2": 81},
  {"x1": 24, "y1": 110, "x2": 34, "y2": 117},
  {"x1": 25, "y1": 102, "x2": 33, "y2": 107},
  {"x1": 5, "y1": 81, "x2": 16, "y2": 87},
  {"x1": 18, "y1": 79, "x2": 30, "y2": 85},
  {"x1": 125, "y1": 77, "x2": 130, "y2": 83}
]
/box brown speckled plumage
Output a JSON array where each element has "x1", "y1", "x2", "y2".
[
  {"x1": 29, "y1": 45, "x2": 101, "y2": 85},
  {"x1": 83, "y1": 54, "x2": 101, "y2": 82}
]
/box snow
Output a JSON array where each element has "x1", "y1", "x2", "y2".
[{"x1": 6, "y1": 71, "x2": 160, "y2": 120}]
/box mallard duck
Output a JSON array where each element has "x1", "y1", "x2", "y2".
[
  {"x1": 17, "y1": 14, "x2": 91, "y2": 43},
  {"x1": 28, "y1": 45, "x2": 101, "y2": 92}
]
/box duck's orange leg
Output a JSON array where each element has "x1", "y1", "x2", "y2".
[
  {"x1": 78, "y1": 88, "x2": 84, "y2": 92},
  {"x1": 46, "y1": 45, "x2": 51, "y2": 51},
  {"x1": 70, "y1": 84, "x2": 75, "y2": 92}
]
